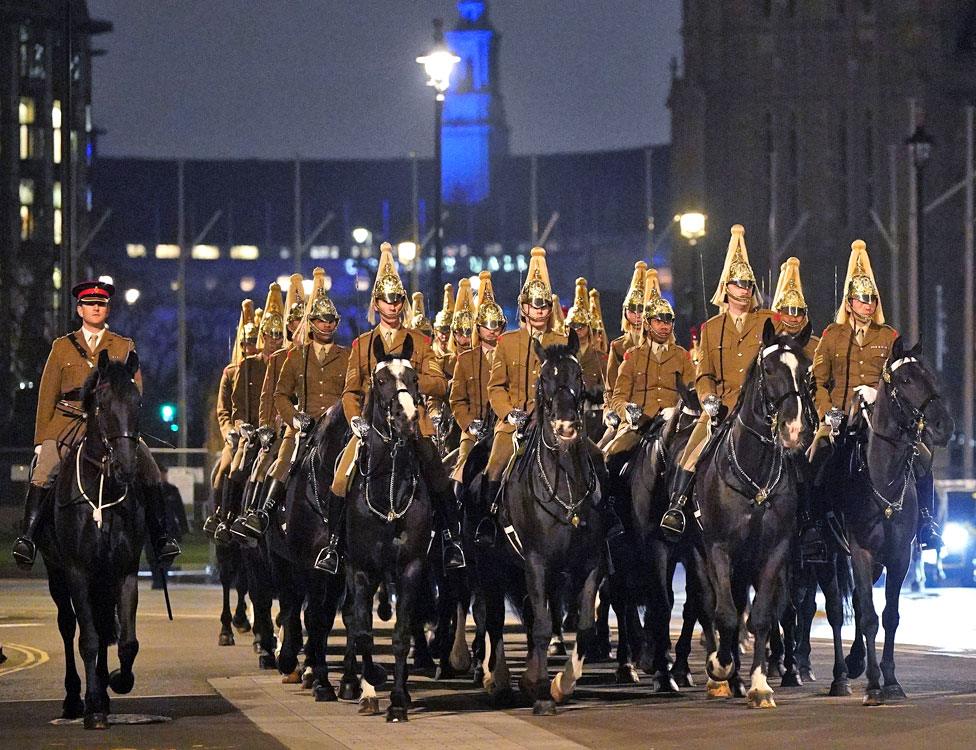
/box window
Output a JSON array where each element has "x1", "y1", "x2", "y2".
[
  {"x1": 230, "y1": 245, "x2": 259, "y2": 260},
  {"x1": 155, "y1": 244, "x2": 180, "y2": 259},
  {"x1": 191, "y1": 244, "x2": 220, "y2": 260},
  {"x1": 864, "y1": 109, "x2": 875, "y2": 210},
  {"x1": 19, "y1": 178, "x2": 34, "y2": 206},
  {"x1": 126, "y1": 243, "x2": 147, "y2": 258},
  {"x1": 53, "y1": 100, "x2": 62, "y2": 164},
  {"x1": 20, "y1": 206, "x2": 34, "y2": 241},
  {"x1": 19, "y1": 97, "x2": 38, "y2": 160}
]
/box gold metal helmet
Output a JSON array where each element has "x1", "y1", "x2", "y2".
[
  {"x1": 711, "y1": 224, "x2": 762, "y2": 311},
  {"x1": 368, "y1": 242, "x2": 407, "y2": 324},
  {"x1": 256, "y1": 282, "x2": 284, "y2": 351},
  {"x1": 306, "y1": 266, "x2": 340, "y2": 323},
  {"x1": 621, "y1": 261, "x2": 648, "y2": 330},
  {"x1": 433, "y1": 283, "x2": 454, "y2": 331},
  {"x1": 475, "y1": 270, "x2": 506, "y2": 331},
  {"x1": 410, "y1": 292, "x2": 433, "y2": 336},
  {"x1": 566, "y1": 277, "x2": 593, "y2": 329},
  {"x1": 837, "y1": 239, "x2": 885, "y2": 325},
  {"x1": 550, "y1": 293, "x2": 567, "y2": 335},
  {"x1": 284, "y1": 273, "x2": 306, "y2": 325},
  {"x1": 519, "y1": 246, "x2": 553, "y2": 308},
  {"x1": 643, "y1": 268, "x2": 675, "y2": 323},
  {"x1": 772, "y1": 257, "x2": 808, "y2": 316},
  {"x1": 450, "y1": 278, "x2": 475, "y2": 352},
  {"x1": 232, "y1": 298, "x2": 256, "y2": 365},
  {"x1": 589, "y1": 287, "x2": 606, "y2": 333}
]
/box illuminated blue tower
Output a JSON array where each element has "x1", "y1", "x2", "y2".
[{"x1": 442, "y1": 1, "x2": 509, "y2": 205}]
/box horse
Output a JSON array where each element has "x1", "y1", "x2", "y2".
[
  {"x1": 37, "y1": 350, "x2": 153, "y2": 730},
  {"x1": 477, "y1": 329, "x2": 608, "y2": 716},
  {"x1": 339, "y1": 334, "x2": 435, "y2": 722},
  {"x1": 832, "y1": 338, "x2": 952, "y2": 705},
  {"x1": 698, "y1": 320, "x2": 815, "y2": 708},
  {"x1": 267, "y1": 403, "x2": 355, "y2": 698}
]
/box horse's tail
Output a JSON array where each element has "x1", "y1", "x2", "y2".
[
  {"x1": 89, "y1": 576, "x2": 119, "y2": 646},
  {"x1": 836, "y1": 553, "x2": 854, "y2": 624}
]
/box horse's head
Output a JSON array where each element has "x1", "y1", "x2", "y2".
[
  {"x1": 880, "y1": 338, "x2": 953, "y2": 447},
  {"x1": 83, "y1": 350, "x2": 142, "y2": 483},
  {"x1": 751, "y1": 319, "x2": 813, "y2": 452},
  {"x1": 368, "y1": 333, "x2": 420, "y2": 441},
  {"x1": 533, "y1": 328, "x2": 585, "y2": 445}
]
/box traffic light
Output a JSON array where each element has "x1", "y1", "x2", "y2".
[{"x1": 159, "y1": 403, "x2": 176, "y2": 423}]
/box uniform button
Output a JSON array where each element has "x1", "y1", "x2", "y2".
[{"x1": 737, "y1": 353, "x2": 742, "y2": 357}]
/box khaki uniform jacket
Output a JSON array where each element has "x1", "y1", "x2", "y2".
[
  {"x1": 696, "y1": 309, "x2": 777, "y2": 410},
  {"x1": 216, "y1": 364, "x2": 237, "y2": 440},
  {"x1": 773, "y1": 318, "x2": 820, "y2": 363},
  {"x1": 579, "y1": 346, "x2": 608, "y2": 397},
  {"x1": 34, "y1": 329, "x2": 141, "y2": 445},
  {"x1": 488, "y1": 328, "x2": 568, "y2": 435},
  {"x1": 813, "y1": 321, "x2": 897, "y2": 417},
  {"x1": 449, "y1": 346, "x2": 494, "y2": 432},
  {"x1": 259, "y1": 348, "x2": 289, "y2": 429},
  {"x1": 342, "y1": 327, "x2": 445, "y2": 436},
  {"x1": 610, "y1": 341, "x2": 695, "y2": 420},
  {"x1": 231, "y1": 355, "x2": 267, "y2": 427},
  {"x1": 606, "y1": 330, "x2": 640, "y2": 401},
  {"x1": 275, "y1": 343, "x2": 350, "y2": 426}
]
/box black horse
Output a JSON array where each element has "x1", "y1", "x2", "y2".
[
  {"x1": 698, "y1": 320, "x2": 815, "y2": 708},
  {"x1": 339, "y1": 335, "x2": 435, "y2": 722},
  {"x1": 38, "y1": 351, "x2": 151, "y2": 729},
  {"x1": 832, "y1": 339, "x2": 952, "y2": 705},
  {"x1": 477, "y1": 330, "x2": 607, "y2": 715}
]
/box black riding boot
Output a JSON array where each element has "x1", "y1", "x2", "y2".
[
  {"x1": 660, "y1": 468, "x2": 696, "y2": 541},
  {"x1": 243, "y1": 477, "x2": 286, "y2": 538},
  {"x1": 916, "y1": 476, "x2": 942, "y2": 551},
  {"x1": 143, "y1": 484, "x2": 181, "y2": 565},
  {"x1": 203, "y1": 475, "x2": 224, "y2": 536},
  {"x1": 474, "y1": 479, "x2": 501, "y2": 547},
  {"x1": 313, "y1": 495, "x2": 345, "y2": 575},
  {"x1": 438, "y1": 490, "x2": 466, "y2": 570},
  {"x1": 11, "y1": 484, "x2": 47, "y2": 569},
  {"x1": 213, "y1": 481, "x2": 236, "y2": 547},
  {"x1": 230, "y1": 478, "x2": 262, "y2": 540},
  {"x1": 797, "y1": 478, "x2": 828, "y2": 564}
]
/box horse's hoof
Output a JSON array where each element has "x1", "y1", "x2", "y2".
[
  {"x1": 218, "y1": 631, "x2": 235, "y2": 647},
  {"x1": 84, "y1": 712, "x2": 109, "y2": 730},
  {"x1": 550, "y1": 673, "x2": 573, "y2": 704},
  {"x1": 780, "y1": 670, "x2": 802, "y2": 688},
  {"x1": 281, "y1": 670, "x2": 301, "y2": 684},
  {"x1": 488, "y1": 687, "x2": 515, "y2": 710},
  {"x1": 258, "y1": 654, "x2": 277, "y2": 671},
  {"x1": 109, "y1": 669, "x2": 134, "y2": 695},
  {"x1": 747, "y1": 690, "x2": 777, "y2": 709},
  {"x1": 768, "y1": 661, "x2": 785, "y2": 678},
  {"x1": 705, "y1": 654, "x2": 732, "y2": 682},
  {"x1": 364, "y1": 663, "x2": 388, "y2": 688},
  {"x1": 386, "y1": 705, "x2": 409, "y2": 722},
  {"x1": 653, "y1": 672, "x2": 680, "y2": 694},
  {"x1": 801, "y1": 668, "x2": 817, "y2": 682},
  {"x1": 252, "y1": 640, "x2": 262, "y2": 655},
  {"x1": 672, "y1": 670, "x2": 694, "y2": 688},
  {"x1": 615, "y1": 663, "x2": 641, "y2": 685},
  {"x1": 533, "y1": 699, "x2": 557, "y2": 716},
  {"x1": 846, "y1": 655, "x2": 865, "y2": 679},
  {"x1": 829, "y1": 679, "x2": 852, "y2": 697},
  {"x1": 706, "y1": 679, "x2": 732, "y2": 699},
  {"x1": 314, "y1": 681, "x2": 338, "y2": 702},
  {"x1": 450, "y1": 648, "x2": 472, "y2": 674},
  {"x1": 434, "y1": 663, "x2": 455, "y2": 681},
  {"x1": 232, "y1": 616, "x2": 252, "y2": 633},
  {"x1": 61, "y1": 696, "x2": 84, "y2": 720},
  {"x1": 358, "y1": 696, "x2": 381, "y2": 715},
  {"x1": 548, "y1": 638, "x2": 567, "y2": 657},
  {"x1": 338, "y1": 679, "x2": 362, "y2": 702},
  {"x1": 473, "y1": 665, "x2": 485, "y2": 686},
  {"x1": 730, "y1": 678, "x2": 748, "y2": 698},
  {"x1": 863, "y1": 688, "x2": 884, "y2": 706},
  {"x1": 882, "y1": 683, "x2": 907, "y2": 701}
]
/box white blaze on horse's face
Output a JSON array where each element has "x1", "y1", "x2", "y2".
[
  {"x1": 779, "y1": 350, "x2": 803, "y2": 449},
  {"x1": 375, "y1": 359, "x2": 417, "y2": 423}
]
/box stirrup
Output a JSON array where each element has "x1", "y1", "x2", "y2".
[
  {"x1": 155, "y1": 539, "x2": 181, "y2": 565},
  {"x1": 442, "y1": 530, "x2": 466, "y2": 570},
  {"x1": 474, "y1": 517, "x2": 497, "y2": 547},
  {"x1": 799, "y1": 527, "x2": 829, "y2": 565},
  {"x1": 229, "y1": 515, "x2": 250, "y2": 541},
  {"x1": 659, "y1": 506, "x2": 686, "y2": 540},
  {"x1": 313, "y1": 537, "x2": 340, "y2": 575},
  {"x1": 213, "y1": 521, "x2": 234, "y2": 546},
  {"x1": 242, "y1": 509, "x2": 269, "y2": 539},
  {"x1": 202, "y1": 513, "x2": 220, "y2": 536},
  {"x1": 11, "y1": 537, "x2": 37, "y2": 569}
]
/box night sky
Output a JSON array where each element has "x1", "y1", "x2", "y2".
[{"x1": 87, "y1": 0, "x2": 683, "y2": 160}]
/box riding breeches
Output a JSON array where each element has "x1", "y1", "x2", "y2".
[
  {"x1": 32, "y1": 437, "x2": 159, "y2": 489},
  {"x1": 212, "y1": 443, "x2": 234, "y2": 491},
  {"x1": 331, "y1": 436, "x2": 360, "y2": 497},
  {"x1": 678, "y1": 413, "x2": 712, "y2": 472},
  {"x1": 250, "y1": 442, "x2": 278, "y2": 483},
  {"x1": 331, "y1": 435, "x2": 451, "y2": 502},
  {"x1": 450, "y1": 431, "x2": 476, "y2": 483},
  {"x1": 603, "y1": 425, "x2": 640, "y2": 458},
  {"x1": 268, "y1": 432, "x2": 297, "y2": 483},
  {"x1": 486, "y1": 427, "x2": 516, "y2": 482},
  {"x1": 229, "y1": 437, "x2": 250, "y2": 481}
]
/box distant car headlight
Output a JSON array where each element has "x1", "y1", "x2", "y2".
[{"x1": 943, "y1": 522, "x2": 971, "y2": 556}]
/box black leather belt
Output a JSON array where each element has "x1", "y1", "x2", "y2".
[{"x1": 60, "y1": 388, "x2": 83, "y2": 401}]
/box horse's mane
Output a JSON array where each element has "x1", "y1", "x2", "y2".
[
  {"x1": 81, "y1": 359, "x2": 140, "y2": 415},
  {"x1": 732, "y1": 333, "x2": 809, "y2": 414}
]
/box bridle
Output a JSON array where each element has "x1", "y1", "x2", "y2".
[
  {"x1": 90, "y1": 378, "x2": 142, "y2": 473},
  {"x1": 536, "y1": 356, "x2": 585, "y2": 445}
]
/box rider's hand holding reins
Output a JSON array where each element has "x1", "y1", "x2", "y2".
[
  {"x1": 468, "y1": 418, "x2": 483, "y2": 436},
  {"x1": 703, "y1": 394, "x2": 721, "y2": 420},
  {"x1": 350, "y1": 416, "x2": 370, "y2": 439},
  {"x1": 625, "y1": 402, "x2": 642, "y2": 427}
]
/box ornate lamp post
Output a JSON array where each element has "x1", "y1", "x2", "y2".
[
  {"x1": 906, "y1": 121, "x2": 934, "y2": 345},
  {"x1": 676, "y1": 211, "x2": 708, "y2": 325}
]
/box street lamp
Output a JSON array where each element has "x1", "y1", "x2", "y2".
[
  {"x1": 397, "y1": 240, "x2": 420, "y2": 293},
  {"x1": 906, "y1": 121, "x2": 934, "y2": 345},
  {"x1": 675, "y1": 211, "x2": 708, "y2": 327},
  {"x1": 417, "y1": 18, "x2": 459, "y2": 296}
]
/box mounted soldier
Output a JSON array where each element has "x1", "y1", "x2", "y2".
[
  {"x1": 409, "y1": 291, "x2": 434, "y2": 338},
  {"x1": 660, "y1": 224, "x2": 776, "y2": 539},
  {"x1": 565, "y1": 277, "x2": 608, "y2": 439},
  {"x1": 602, "y1": 262, "x2": 647, "y2": 441},
  {"x1": 429, "y1": 278, "x2": 475, "y2": 436},
  {"x1": 605, "y1": 268, "x2": 695, "y2": 463},
  {"x1": 12, "y1": 280, "x2": 180, "y2": 568},
  {"x1": 449, "y1": 270, "x2": 506, "y2": 484},
  {"x1": 588, "y1": 286, "x2": 610, "y2": 356},
  {"x1": 773, "y1": 257, "x2": 819, "y2": 361},
  {"x1": 327, "y1": 243, "x2": 465, "y2": 572},
  {"x1": 431, "y1": 283, "x2": 455, "y2": 374}
]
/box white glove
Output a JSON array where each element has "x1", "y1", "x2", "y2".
[
  {"x1": 225, "y1": 430, "x2": 238, "y2": 446},
  {"x1": 468, "y1": 418, "x2": 484, "y2": 436},
  {"x1": 34, "y1": 444, "x2": 42, "y2": 458},
  {"x1": 625, "y1": 403, "x2": 643, "y2": 427},
  {"x1": 703, "y1": 394, "x2": 721, "y2": 419},
  {"x1": 853, "y1": 385, "x2": 878, "y2": 405},
  {"x1": 350, "y1": 416, "x2": 370, "y2": 439},
  {"x1": 824, "y1": 407, "x2": 844, "y2": 429},
  {"x1": 507, "y1": 409, "x2": 528, "y2": 427},
  {"x1": 603, "y1": 411, "x2": 620, "y2": 429}
]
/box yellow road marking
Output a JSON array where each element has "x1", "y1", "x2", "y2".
[{"x1": 0, "y1": 643, "x2": 50, "y2": 678}]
